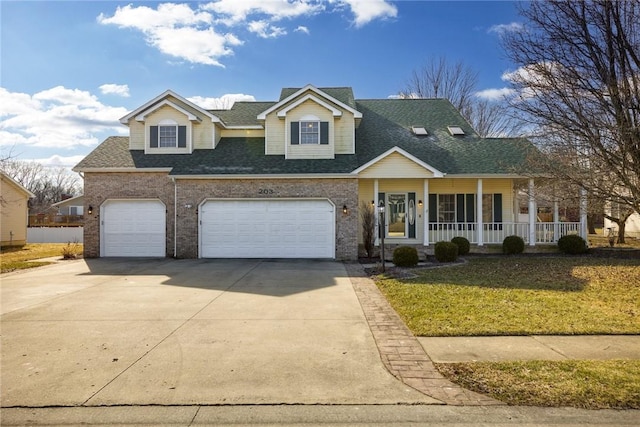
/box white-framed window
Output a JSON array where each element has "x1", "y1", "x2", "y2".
[
  {"x1": 159, "y1": 125, "x2": 178, "y2": 147},
  {"x1": 149, "y1": 119, "x2": 187, "y2": 150},
  {"x1": 438, "y1": 194, "x2": 456, "y2": 223},
  {"x1": 300, "y1": 121, "x2": 320, "y2": 144}
]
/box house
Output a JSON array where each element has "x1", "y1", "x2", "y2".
[
  {"x1": 74, "y1": 85, "x2": 587, "y2": 259},
  {"x1": 52, "y1": 195, "x2": 85, "y2": 216},
  {"x1": 604, "y1": 203, "x2": 640, "y2": 239},
  {"x1": 1, "y1": 171, "x2": 34, "y2": 247}
]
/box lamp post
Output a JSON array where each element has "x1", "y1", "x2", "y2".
[{"x1": 378, "y1": 203, "x2": 385, "y2": 272}]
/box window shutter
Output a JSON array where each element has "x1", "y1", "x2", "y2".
[
  {"x1": 378, "y1": 192, "x2": 385, "y2": 238},
  {"x1": 456, "y1": 194, "x2": 465, "y2": 223},
  {"x1": 466, "y1": 194, "x2": 475, "y2": 222},
  {"x1": 320, "y1": 122, "x2": 329, "y2": 145},
  {"x1": 493, "y1": 193, "x2": 503, "y2": 223},
  {"x1": 408, "y1": 192, "x2": 416, "y2": 238},
  {"x1": 428, "y1": 194, "x2": 437, "y2": 223},
  {"x1": 178, "y1": 126, "x2": 187, "y2": 148},
  {"x1": 291, "y1": 122, "x2": 300, "y2": 145},
  {"x1": 150, "y1": 126, "x2": 159, "y2": 148}
]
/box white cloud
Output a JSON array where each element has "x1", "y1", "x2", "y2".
[
  {"x1": 99, "y1": 84, "x2": 130, "y2": 97},
  {"x1": 488, "y1": 22, "x2": 523, "y2": 34},
  {"x1": 188, "y1": 93, "x2": 256, "y2": 109},
  {"x1": 248, "y1": 20, "x2": 287, "y2": 38},
  {"x1": 0, "y1": 86, "x2": 128, "y2": 150},
  {"x1": 98, "y1": 3, "x2": 238, "y2": 67},
  {"x1": 32, "y1": 154, "x2": 88, "y2": 168},
  {"x1": 203, "y1": 0, "x2": 324, "y2": 25},
  {"x1": 98, "y1": 1, "x2": 396, "y2": 67},
  {"x1": 475, "y1": 87, "x2": 516, "y2": 101},
  {"x1": 339, "y1": 0, "x2": 397, "y2": 27}
]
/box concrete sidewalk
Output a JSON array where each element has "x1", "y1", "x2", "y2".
[{"x1": 419, "y1": 335, "x2": 640, "y2": 363}]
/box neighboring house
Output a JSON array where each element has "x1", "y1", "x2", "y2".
[
  {"x1": 51, "y1": 195, "x2": 85, "y2": 216},
  {"x1": 604, "y1": 203, "x2": 640, "y2": 239},
  {"x1": 1, "y1": 171, "x2": 34, "y2": 247},
  {"x1": 74, "y1": 85, "x2": 586, "y2": 259}
]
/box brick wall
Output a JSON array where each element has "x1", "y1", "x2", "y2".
[
  {"x1": 176, "y1": 178, "x2": 358, "y2": 260},
  {"x1": 83, "y1": 172, "x2": 175, "y2": 258},
  {"x1": 84, "y1": 173, "x2": 358, "y2": 260}
]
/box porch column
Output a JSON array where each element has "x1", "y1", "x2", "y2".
[
  {"x1": 476, "y1": 178, "x2": 483, "y2": 246},
  {"x1": 374, "y1": 179, "x2": 379, "y2": 246},
  {"x1": 580, "y1": 187, "x2": 588, "y2": 240},
  {"x1": 553, "y1": 199, "x2": 560, "y2": 241},
  {"x1": 528, "y1": 179, "x2": 536, "y2": 246},
  {"x1": 423, "y1": 179, "x2": 429, "y2": 246}
]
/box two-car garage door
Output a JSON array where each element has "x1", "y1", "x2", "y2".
[{"x1": 200, "y1": 199, "x2": 335, "y2": 258}]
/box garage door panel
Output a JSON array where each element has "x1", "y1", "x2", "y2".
[
  {"x1": 200, "y1": 200, "x2": 334, "y2": 258},
  {"x1": 102, "y1": 200, "x2": 166, "y2": 257}
]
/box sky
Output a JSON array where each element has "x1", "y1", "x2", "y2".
[{"x1": 0, "y1": 0, "x2": 524, "y2": 168}]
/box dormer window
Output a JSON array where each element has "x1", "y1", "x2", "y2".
[
  {"x1": 300, "y1": 121, "x2": 319, "y2": 144},
  {"x1": 291, "y1": 115, "x2": 329, "y2": 145},
  {"x1": 150, "y1": 119, "x2": 186, "y2": 149}
]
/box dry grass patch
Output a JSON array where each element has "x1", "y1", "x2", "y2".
[
  {"x1": 376, "y1": 256, "x2": 640, "y2": 336},
  {"x1": 436, "y1": 360, "x2": 640, "y2": 409},
  {"x1": 0, "y1": 243, "x2": 83, "y2": 273}
]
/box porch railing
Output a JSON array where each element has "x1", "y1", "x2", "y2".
[{"x1": 428, "y1": 222, "x2": 581, "y2": 244}]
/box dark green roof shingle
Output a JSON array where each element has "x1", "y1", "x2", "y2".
[{"x1": 75, "y1": 94, "x2": 538, "y2": 176}]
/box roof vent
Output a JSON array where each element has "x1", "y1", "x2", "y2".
[
  {"x1": 447, "y1": 126, "x2": 465, "y2": 136},
  {"x1": 411, "y1": 126, "x2": 428, "y2": 136}
]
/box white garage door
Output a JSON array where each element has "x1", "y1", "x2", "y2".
[
  {"x1": 101, "y1": 200, "x2": 166, "y2": 257},
  {"x1": 200, "y1": 199, "x2": 335, "y2": 258}
]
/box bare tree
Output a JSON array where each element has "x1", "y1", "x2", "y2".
[
  {"x1": 360, "y1": 201, "x2": 376, "y2": 259},
  {"x1": 0, "y1": 160, "x2": 81, "y2": 214},
  {"x1": 399, "y1": 56, "x2": 524, "y2": 137},
  {"x1": 502, "y1": 1, "x2": 640, "y2": 242}
]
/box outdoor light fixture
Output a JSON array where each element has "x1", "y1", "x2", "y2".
[
  {"x1": 418, "y1": 200, "x2": 423, "y2": 207},
  {"x1": 371, "y1": 200, "x2": 375, "y2": 206},
  {"x1": 87, "y1": 205, "x2": 93, "y2": 215},
  {"x1": 343, "y1": 205, "x2": 348, "y2": 214}
]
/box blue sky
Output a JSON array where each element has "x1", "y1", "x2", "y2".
[{"x1": 1, "y1": 1, "x2": 523, "y2": 167}]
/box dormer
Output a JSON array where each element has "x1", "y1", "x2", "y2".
[
  {"x1": 119, "y1": 90, "x2": 223, "y2": 154},
  {"x1": 258, "y1": 85, "x2": 362, "y2": 159}
]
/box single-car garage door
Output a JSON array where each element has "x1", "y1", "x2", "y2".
[
  {"x1": 101, "y1": 200, "x2": 166, "y2": 257},
  {"x1": 200, "y1": 199, "x2": 335, "y2": 258}
]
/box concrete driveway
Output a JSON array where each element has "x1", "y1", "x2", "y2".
[{"x1": 1, "y1": 258, "x2": 435, "y2": 407}]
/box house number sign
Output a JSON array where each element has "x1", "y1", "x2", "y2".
[{"x1": 258, "y1": 188, "x2": 275, "y2": 195}]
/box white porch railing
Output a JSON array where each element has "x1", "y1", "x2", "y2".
[{"x1": 428, "y1": 222, "x2": 581, "y2": 245}]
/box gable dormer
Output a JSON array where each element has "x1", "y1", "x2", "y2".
[
  {"x1": 120, "y1": 90, "x2": 223, "y2": 154},
  {"x1": 257, "y1": 85, "x2": 362, "y2": 159}
]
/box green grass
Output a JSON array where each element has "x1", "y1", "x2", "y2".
[
  {"x1": 375, "y1": 255, "x2": 640, "y2": 408},
  {"x1": 376, "y1": 256, "x2": 640, "y2": 336},
  {"x1": 436, "y1": 360, "x2": 640, "y2": 409},
  {"x1": 0, "y1": 243, "x2": 83, "y2": 273}
]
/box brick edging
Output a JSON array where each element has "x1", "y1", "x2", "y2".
[{"x1": 344, "y1": 263, "x2": 503, "y2": 406}]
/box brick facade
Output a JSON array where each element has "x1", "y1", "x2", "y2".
[{"x1": 84, "y1": 173, "x2": 359, "y2": 260}]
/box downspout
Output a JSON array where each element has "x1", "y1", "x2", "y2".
[{"x1": 172, "y1": 177, "x2": 177, "y2": 258}]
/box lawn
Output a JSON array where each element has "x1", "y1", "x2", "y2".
[
  {"x1": 374, "y1": 255, "x2": 640, "y2": 409},
  {"x1": 376, "y1": 256, "x2": 640, "y2": 336},
  {"x1": 0, "y1": 243, "x2": 83, "y2": 273},
  {"x1": 437, "y1": 360, "x2": 640, "y2": 409}
]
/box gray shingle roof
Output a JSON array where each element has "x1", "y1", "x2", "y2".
[
  {"x1": 280, "y1": 87, "x2": 357, "y2": 109},
  {"x1": 354, "y1": 99, "x2": 536, "y2": 174},
  {"x1": 210, "y1": 101, "x2": 275, "y2": 127},
  {"x1": 75, "y1": 93, "x2": 538, "y2": 176}
]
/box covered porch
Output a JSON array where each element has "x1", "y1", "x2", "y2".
[{"x1": 359, "y1": 177, "x2": 587, "y2": 249}]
